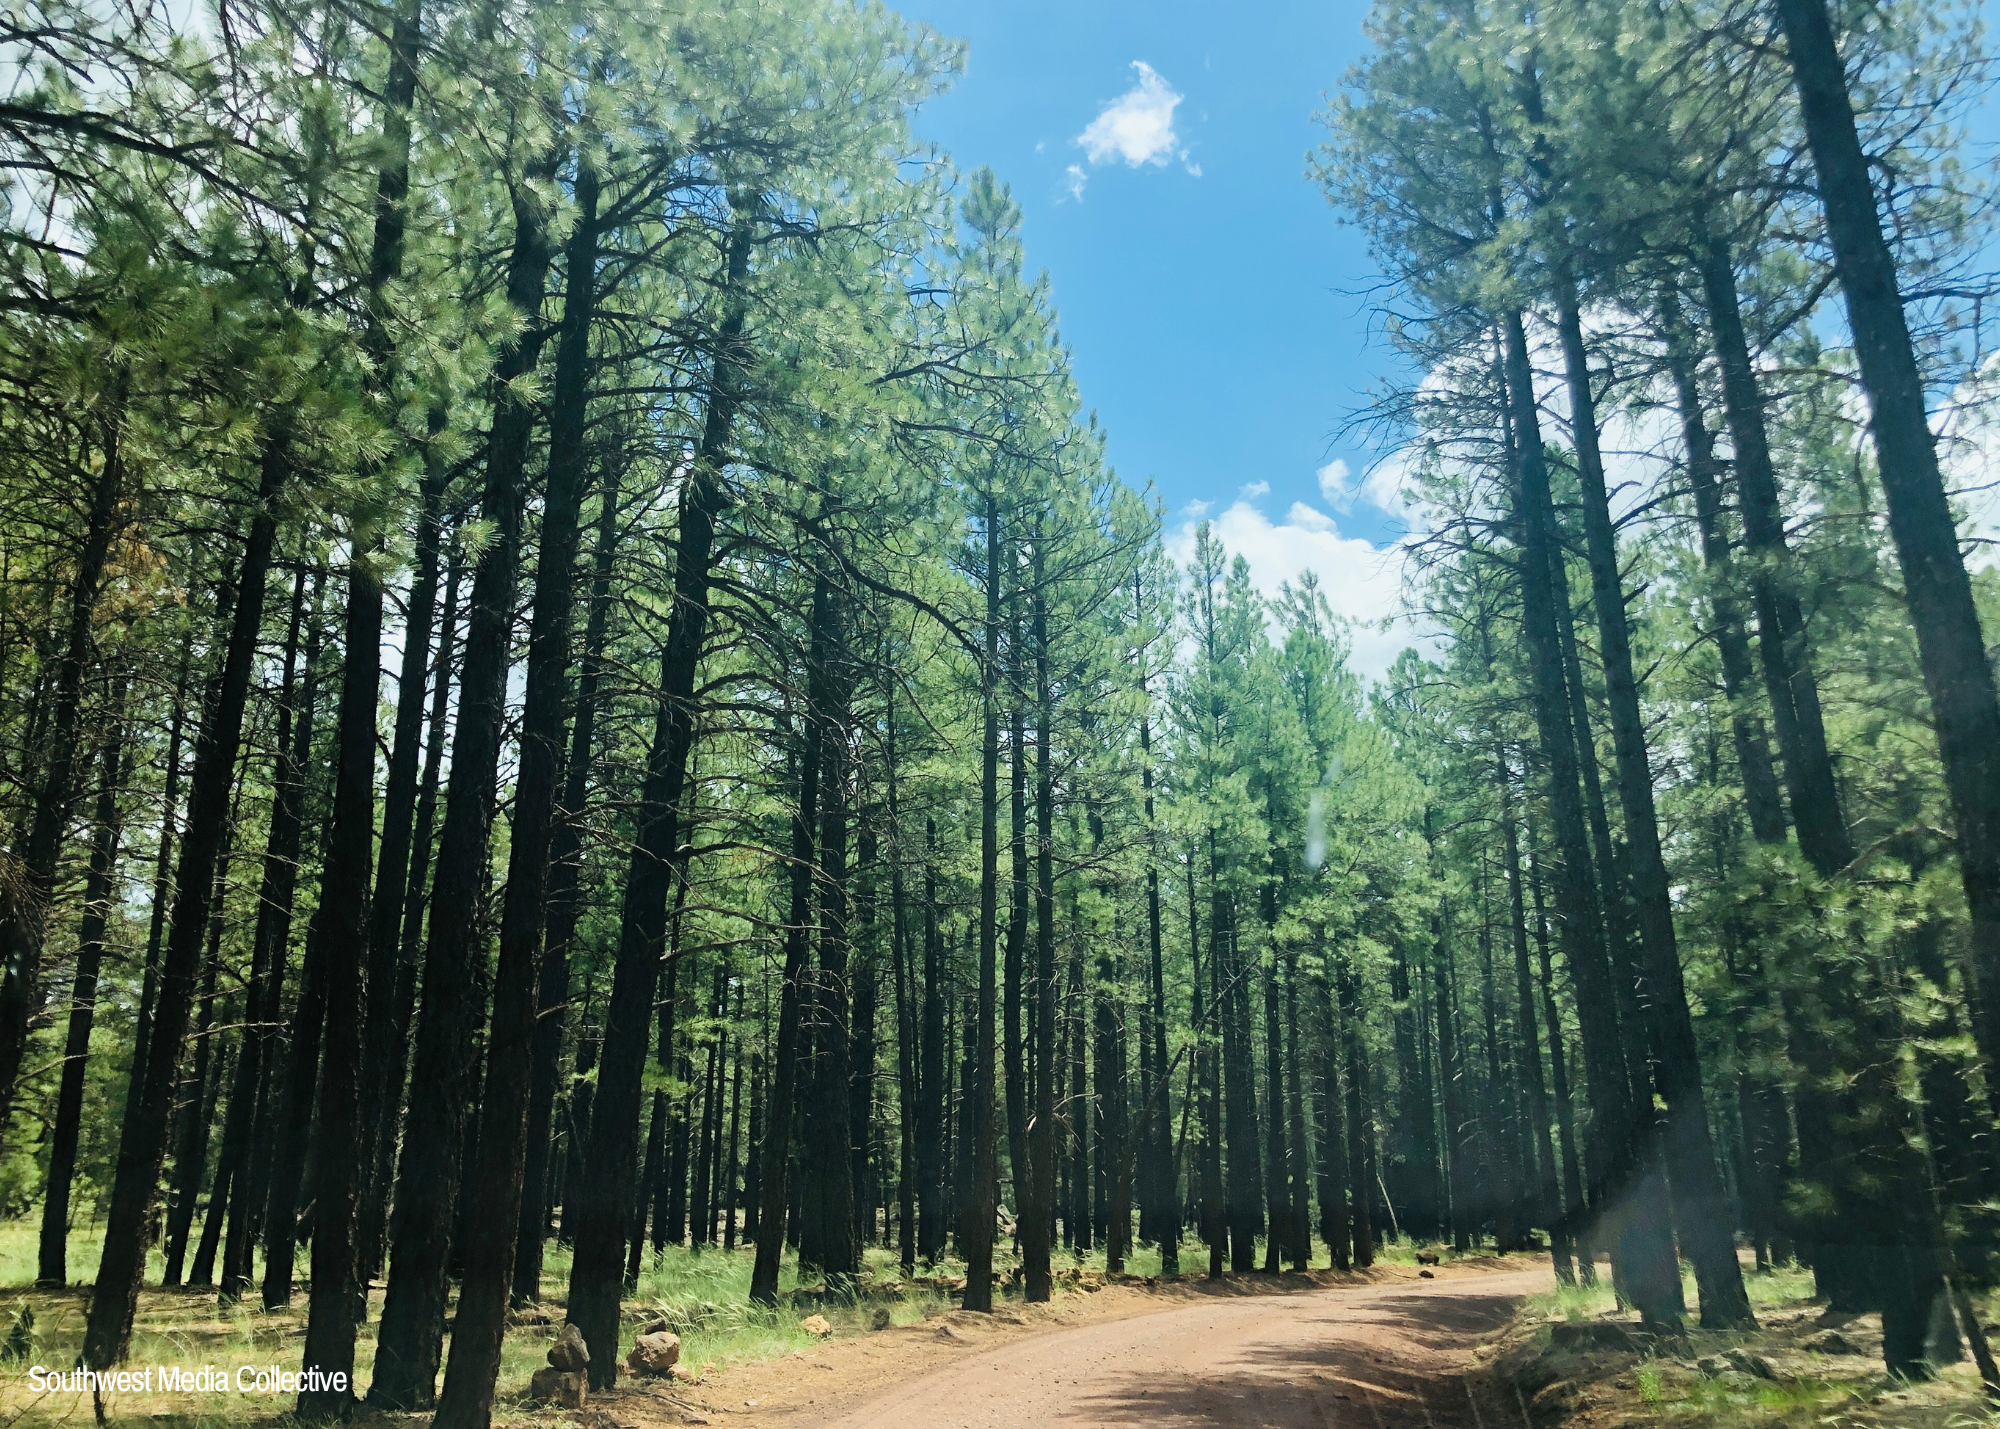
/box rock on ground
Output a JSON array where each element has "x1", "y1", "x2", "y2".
[
  {"x1": 530, "y1": 1368, "x2": 587, "y2": 1407},
  {"x1": 629, "y1": 1330, "x2": 683, "y2": 1376},
  {"x1": 549, "y1": 1322, "x2": 591, "y2": 1371}
]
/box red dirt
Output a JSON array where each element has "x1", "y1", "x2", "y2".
[{"x1": 603, "y1": 1262, "x2": 1551, "y2": 1429}]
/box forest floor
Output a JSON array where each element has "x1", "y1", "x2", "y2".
[
  {"x1": 2, "y1": 1224, "x2": 1994, "y2": 1429},
  {"x1": 1488, "y1": 1260, "x2": 2000, "y2": 1429}
]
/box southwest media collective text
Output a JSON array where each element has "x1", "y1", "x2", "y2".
[{"x1": 26, "y1": 1365, "x2": 351, "y2": 1394}]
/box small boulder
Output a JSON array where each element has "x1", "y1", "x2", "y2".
[
  {"x1": 800, "y1": 1314, "x2": 833, "y2": 1338},
  {"x1": 529, "y1": 1368, "x2": 587, "y2": 1408},
  {"x1": 1722, "y1": 1348, "x2": 1776, "y2": 1380},
  {"x1": 1418, "y1": 1269, "x2": 1435, "y2": 1280},
  {"x1": 548, "y1": 1322, "x2": 591, "y2": 1372},
  {"x1": 1804, "y1": 1329, "x2": 1861, "y2": 1356},
  {"x1": 669, "y1": 1362, "x2": 703, "y2": 1383},
  {"x1": 870, "y1": 1307, "x2": 892, "y2": 1331},
  {"x1": 1415, "y1": 1251, "x2": 1441, "y2": 1266},
  {"x1": 627, "y1": 1330, "x2": 682, "y2": 1377},
  {"x1": 1715, "y1": 1369, "x2": 1759, "y2": 1393}
]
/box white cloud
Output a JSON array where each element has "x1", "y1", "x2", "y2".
[
  {"x1": 1241, "y1": 480, "x2": 1269, "y2": 499},
  {"x1": 1078, "y1": 62, "x2": 1182, "y2": 168},
  {"x1": 1166, "y1": 500, "x2": 1429, "y2": 682},
  {"x1": 1316, "y1": 459, "x2": 1350, "y2": 503},
  {"x1": 1287, "y1": 502, "x2": 1334, "y2": 532},
  {"x1": 1064, "y1": 164, "x2": 1088, "y2": 201}
]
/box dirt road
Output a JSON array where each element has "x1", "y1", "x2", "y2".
[{"x1": 813, "y1": 1267, "x2": 1549, "y2": 1429}]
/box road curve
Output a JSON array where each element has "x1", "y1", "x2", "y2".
[{"x1": 819, "y1": 1267, "x2": 1550, "y2": 1429}]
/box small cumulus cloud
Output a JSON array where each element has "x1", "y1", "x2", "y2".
[
  {"x1": 1065, "y1": 164, "x2": 1088, "y2": 201},
  {"x1": 1078, "y1": 61, "x2": 1183, "y2": 167},
  {"x1": 1241, "y1": 480, "x2": 1270, "y2": 499},
  {"x1": 1316, "y1": 459, "x2": 1350, "y2": 503}
]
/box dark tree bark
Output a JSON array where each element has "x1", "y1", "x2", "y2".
[
  {"x1": 1195, "y1": 865, "x2": 1223, "y2": 1277},
  {"x1": 1501, "y1": 760, "x2": 1566, "y2": 1281},
  {"x1": 1139, "y1": 701, "x2": 1177, "y2": 1269},
  {"x1": 725, "y1": 982, "x2": 746, "y2": 1249},
  {"x1": 566, "y1": 213, "x2": 750, "y2": 1367},
  {"x1": 298, "y1": 421, "x2": 397, "y2": 1417},
  {"x1": 1530, "y1": 843, "x2": 1589, "y2": 1281},
  {"x1": 1496, "y1": 310, "x2": 1682, "y2": 1322},
  {"x1": 1023, "y1": 562, "x2": 1058, "y2": 1302},
  {"x1": 849, "y1": 830, "x2": 879, "y2": 1248},
  {"x1": 356, "y1": 433, "x2": 447, "y2": 1285},
  {"x1": 1659, "y1": 300, "x2": 1787, "y2": 845},
  {"x1": 348, "y1": 0, "x2": 430, "y2": 1301},
  {"x1": 132, "y1": 634, "x2": 194, "y2": 1105},
  {"x1": 1314, "y1": 955, "x2": 1350, "y2": 1271},
  {"x1": 83, "y1": 439, "x2": 289, "y2": 1371},
  {"x1": 434, "y1": 149, "x2": 603, "y2": 1429},
  {"x1": 516, "y1": 466, "x2": 620, "y2": 1304},
  {"x1": 1549, "y1": 270, "x2": 1752, "y2": 1326},
  {"x1": 799, "y1": 587, "x2": 858, "y2": 1281},
  {"x1": 1004, "y1": 649, "x2": 1030, "y2": 1223},
  {"x1": 258, "y1": 584, "x2": 332, "y2": 1304},
  {"x1": 1282, "y1": 957, "x2": 1310, "y2": 1269},
  {"x1": 37, "y1": 683, "x2": 129, "y2": 1285},
  {"x1": 0, "y1": 403, "x2": 128, "y2": 1125},
  {"x1": 1337, "y1": 950, "x2": 1375, "y2": 1268},
  {"x1": 1219, "y1": 903, "x2": 1261, "y2": 1270},
  {"x1": 369, "y1": 163, "x2": 558, "y2": 1411},
  {"x1": 887, "y1": 696, "x2": 918, "y2": 1272},
  {"x1": 750, "y1": 720, "x2": 820, "y2": 1302},
  {"x1": 959, "y1": 494, "x2": 1002, "y2": 1314},
  {"x1": 1778, "y1": 0, "x2": 2000, "y2": 1117},
  {"x1": 916, "y1": 821, "x2": 945, "y2": 1263},
  {"x1": 1695, "y1": 227, "x2": 1851, "y2": 875},
  {"x1": 362, "y1": 545, "x2": 462, "y2": 1286},
  {"x1": 214, "y1": 570, "x2": 311, "y2": 1300}
]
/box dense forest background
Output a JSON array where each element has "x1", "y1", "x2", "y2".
[{"x1": 0, "y1": 0, "x2": 1997, "y2": 1419}]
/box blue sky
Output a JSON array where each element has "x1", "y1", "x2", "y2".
[
  {"x1": 892, "y1": 0, "x2": 2000, "y2": 676},
  {"x1": 891, "y1": 0, "x2": 1431, "y2": 673}
]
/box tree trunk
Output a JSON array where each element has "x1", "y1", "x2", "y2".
[
  {"x1": 515, "y1": 466, "x2": 619, "y2": 1302},
  {"x1": 298, "y1": 424, "x2": 395, "y2": 1416},
  {"x1": 749, "y1": 719, "x2": 820, "y2": 1302},
  {"x1": 1695, "y1": 227, "x2": 1852, "y2": 875},
  {"x1": 433, "y1": 150, "x2": 602, "y2": 1429},
  {"x1": 222, "y1": 570, "x2": 316, "y2": 1300},
  {"x1": 887, "y1": 700, "x2": 918, "y2": 1273},
  {"x1": 566, "y1": 213, "x2": 750, "y2": 1367},
  {"x1": 799, "y1": 590, "x2": 857, "y2": 1281},
  {"x1": 917, "y1": 822, "x2": 945, "y2": 1263},
  {"x1": 1659, "y1": 301, "x2": 1787, "y2": 844},
  {"x1": 37, "y1": 683, "x2": 129, "y2": 1285},
  {"x1": 0, "y1": 403, "x2": 128, "y2": 1125},
  {"x1": 369, "y1": 164, "x2": 558, "y2": 1411},
  {"x1": 1497, "y1": 310, "x2": 1681, "y2": 1321},
  {"x1": 1502, "y1": 762, "x2": 1567, "y2": 1281},
  {"x1": 83, "y1": 439, "x2": 288, "y2": 1370},
  {"x1": 1551, "y1": 274, "x2": 1751, "y2": 1326},
  {"x1": 1778, "y1": 0, "x2": 2000, "y2": 1116},
  {"x1": 1315, "y1": 957, "x2": 1350, "y2": 1270},
  {"x1": 349, "y1": 0, "x2": 429, "y2": 1300}
]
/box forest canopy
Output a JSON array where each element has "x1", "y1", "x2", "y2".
[{"x1": 0, "y1": 0, "x2": 1996, "y2": 1419}]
